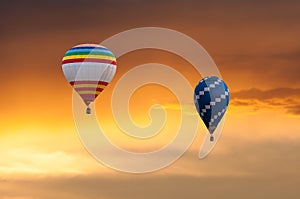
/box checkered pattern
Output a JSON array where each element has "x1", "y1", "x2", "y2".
[{"x1": 194, "y1": 76, "x2": 230, "y2": 135}]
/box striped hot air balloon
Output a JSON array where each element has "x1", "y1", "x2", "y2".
[{"x1": 62, "y1": 44, "x2": 117, "y2": 114}]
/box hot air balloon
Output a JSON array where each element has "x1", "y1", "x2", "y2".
[
  {"x1": 194, "y1": 76, "x2": 230, "y2": 141},
  {"x1": 62, "y1": 44, "x2": 117, "y2": 114}
]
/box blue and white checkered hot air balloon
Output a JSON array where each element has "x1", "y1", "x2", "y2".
[{"x1": 194, "y1": 76, "x2": 230, "y2": 142}]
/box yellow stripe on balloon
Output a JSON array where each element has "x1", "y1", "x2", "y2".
[
  {"x1": 63, "y1": 55, "x2": 116, "y2": 61},
  {"x1": 77, "y1": 91, "x2": 102, "y2": 95},
  {"x1": 73, "y1": 84, "x2": 106, "y2": 89}
]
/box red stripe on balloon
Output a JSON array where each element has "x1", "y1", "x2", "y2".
[
  {"x1": 74, "y1": 87, "x2": 104, "y2": 92},
  {"x1": 79, "y1": 94, "x2": 97, "y2": 99},
  {"x1": 62, "y1": 58, "x2": 116, "y2": 65},
  {"x1": 70, "y1": 81, "x2": 109, "y2": 86}
]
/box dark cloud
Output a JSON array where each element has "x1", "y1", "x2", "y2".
[
  {"x1": 285, "y1": 105, "x2": 300, "y2": 115},
  {"x1": 219, "y1": 51, "x2": 300, "y2": 89},
  {"x1": 232, "y1": 88, "x2": 300, "y2": 100},
  {"x1": 0, "y1": 176, "x2": 298, "y2": 199},
  {"x1": 231, "y1": 87, "x2": 300, "y2": 115},
  {"x1": 1, "y1": 0, "x2": 300, "y2": 39},
  {"x1": 1, "y1": 0, "x2": 299, "y2": 90}
]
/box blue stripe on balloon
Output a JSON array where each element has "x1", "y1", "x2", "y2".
[{"x1": 70, "y1": 46, "x2": 108, "y2": 50}]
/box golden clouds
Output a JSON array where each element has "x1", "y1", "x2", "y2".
[{"x1": 230, "y1": 88, "x2": 300, "y2": 116}]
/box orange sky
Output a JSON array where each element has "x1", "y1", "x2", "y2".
[{"x1": 1, "y1": 0, "x2": 300, "y2": 198}]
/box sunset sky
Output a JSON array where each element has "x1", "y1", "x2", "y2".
[{"x1": 1, "y1": 0, "x2": 300, "y2": 198}]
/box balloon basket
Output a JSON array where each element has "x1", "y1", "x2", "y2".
[{"x1": 86, "y1": 107, "x2": 91, "y2": 114}]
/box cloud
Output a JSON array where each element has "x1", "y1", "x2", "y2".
[
  {"x1": 1, "y1": 0, "x2": 300, "y2": 92},
  {"x1": 230, "y1": 87, "x2": 300, "y2": 115},
  {"x1": 285, "y1": 104, "x2": 300, "y2": 115},
  {"x1": 0, "y1": 149, "x2": 99, "y2": 177},
  {"x1": 1, "y1": 138, "x2": 300, "y2": 199},
  {"x1": 232, "y1": 88, "x2": 300, "y2": 100},
  {"x1": 152, "y1": 88, "x2": 300, "y2": 116},
  {"x1": 2, "y1": 175, "x2": 296, "y2": 199},
  {"x1": 0, "y1": 131, "x2": 113, "y2": 178}
]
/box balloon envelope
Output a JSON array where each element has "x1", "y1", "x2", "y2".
[
  {"x1": 62, "y1": 44, "x2": 116, "y2": 112},
  {"x1": 194, "y1": 76, "x2": 230, "y2": 139}
]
